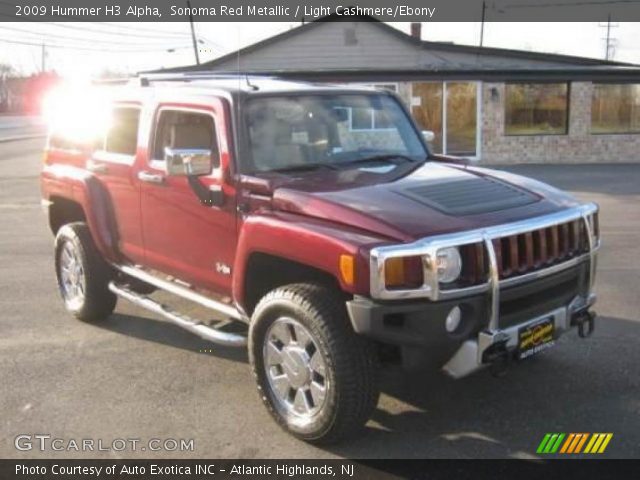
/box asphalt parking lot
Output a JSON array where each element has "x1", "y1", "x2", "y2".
[{"x1": 1, "y1": 137, "x2": 639, "y2": 459}]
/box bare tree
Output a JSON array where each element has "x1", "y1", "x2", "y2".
[{"x1": 0, "y1": 63, "x2": 16, "y2": 79}]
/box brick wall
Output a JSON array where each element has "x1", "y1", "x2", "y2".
[{"x1": 482, "y1": 81, "x2": 640, "y2": 164}]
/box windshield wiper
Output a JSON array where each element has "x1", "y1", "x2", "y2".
[
  {"x1": 337, "y1": 154, "x2": 422, "y2": 167},
  {"x1": 270, "y1": 162, "x2": 338, "y2": 173}
]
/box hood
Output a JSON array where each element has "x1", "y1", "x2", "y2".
[{"x1": 252, "y1": 162, "x2": 579, "y2": 242}]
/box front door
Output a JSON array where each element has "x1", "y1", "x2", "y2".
[{"x1": 139, "y1": 101, "x2": 237, "y2": 294}]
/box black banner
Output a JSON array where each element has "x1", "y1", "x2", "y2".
[
  {"x1": 2, "y1": 459, "x2": 639, "y2": 480},
  {"x1": 3, "y1": 0, "x2": 640, "y2": 22}
]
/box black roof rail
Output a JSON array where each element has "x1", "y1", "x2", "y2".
[
  {"x1": 136, "y1": 71, "x2": 273, "y2": 86},
  {"x1": 90, "y1": 77, "x2": 136, "y2": 86}
]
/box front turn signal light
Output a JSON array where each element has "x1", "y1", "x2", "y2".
[{"x1": 339, "y1": 254, "x2": 355, "y2": 286}]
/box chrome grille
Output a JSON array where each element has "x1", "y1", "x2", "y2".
[{"x1": 491, "y1": 218, "x2": 591, "y2": 280}]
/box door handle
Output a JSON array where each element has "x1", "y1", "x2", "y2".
[
  {"x1": 86, "y1": 160, "x2": 108, "y2": 174},
  {"x1": 138, "y1": 171, "x2": 165, "y2": 185}
]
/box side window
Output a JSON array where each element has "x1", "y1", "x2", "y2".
[
  {"x1": 152, "y1": 110, "x2": 219, "y2": 168},
  {"x1": 104, "y1": 107, "x2": 140, "y2": 155}
]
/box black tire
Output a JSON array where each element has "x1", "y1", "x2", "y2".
[
  {"x1": 249, "y1": 283, "x2": 379, "y2": 444},
  {"x1": 54, "y1": 222, "x2": 116, "y2": 322}
]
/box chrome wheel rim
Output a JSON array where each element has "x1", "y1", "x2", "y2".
[
  {"x1": 263, "y1": 317, "x2": 329, "y2": 420},
  {"x1": 59, "y1": 241, "x2": 85, "y2": 307}
]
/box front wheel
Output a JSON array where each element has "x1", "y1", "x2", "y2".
[
  {"x1": 249, "y1": 283, "x2": 379, "y2": 444},
  {"x1": 54, "y1": 222, "x2": 116, "y2": 322}
]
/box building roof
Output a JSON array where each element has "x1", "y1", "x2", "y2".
[{"x1": 153, "y1": 14, "x2": 639, "y2": 79}]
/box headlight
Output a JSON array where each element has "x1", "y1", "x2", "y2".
[
  {"x1": 384, "y1": 256, "x2": 424, "y2": 289},
  {"x1": 436, "y1": 247, "x2": 462, "y2": 284}
]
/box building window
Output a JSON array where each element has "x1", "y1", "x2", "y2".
[
  {"x1": 592, "y1": 83, "x2": 640, "y2": 134},
  {"x1": 411, "y1": 81, "x2": 479, "y2": 157},
  {"x1": 505, "y1": 83, "x2": 569, "y2": 135},
  {"x1": 335, "y1": 104, "x2": 397, "y2": 132}
]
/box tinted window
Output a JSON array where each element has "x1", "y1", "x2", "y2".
[
  {"x1": 592, "y1": 83, "x2": 640, "y2": 134},
  {"x1": 505, "y1": 83, "x2": 569, "y2": 135},
  {"x1": 105, "y1": 107, "x2": 140, "y2": 155},
  {"x1": 153, "y1": 110, "x2": 219, "y2": 167}
]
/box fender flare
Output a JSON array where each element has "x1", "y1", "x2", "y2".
[
  {"x1": 44, "y1": 165, "x2": 121, "y2": 263},
  {"x1": 231, "y1": 213, "x2": 377, "y2": 310}
]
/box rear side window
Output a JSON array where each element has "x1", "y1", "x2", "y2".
[
  {"x1": 104, "y1": 107, "x2": 140, "y2": 155},
  {"x1": 152, "y1": 109, "x2": 219, "y2": 167}
]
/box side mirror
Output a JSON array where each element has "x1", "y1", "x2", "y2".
[
  {"x1": 165, "y1": 147, "x2": 214, "y2": 177},
  {"x1": 422, "y1": 130, "x2": 435, "y2": 143}
]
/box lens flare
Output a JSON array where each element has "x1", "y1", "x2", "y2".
[{"x1": 42, "y1": 82, "x2": 112, "y2": 145}]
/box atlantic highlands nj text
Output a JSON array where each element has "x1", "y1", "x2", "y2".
[{"x1": 16, "y1": 4, "x2": 437, "y2": 20}]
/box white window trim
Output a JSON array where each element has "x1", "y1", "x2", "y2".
[
  {"x1": 336, "y1": 105, "x2": 399, "y2": 133},
  {"x1": 409, "y1": 81, "x2": 482, "y2": 161}
]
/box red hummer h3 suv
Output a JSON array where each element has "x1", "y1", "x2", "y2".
[{"x1": 41, "y1": 75, "x2": 599, "y2": 443}]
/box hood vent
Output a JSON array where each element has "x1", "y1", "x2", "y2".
[{"x1": 397, "y1": 177, "x2": 538, "y2": 216}]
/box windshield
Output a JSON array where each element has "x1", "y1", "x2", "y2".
[{"x1": 244, "y1": 93, "x2": 427, "y2": 173}]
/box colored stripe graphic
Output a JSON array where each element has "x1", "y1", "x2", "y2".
[
  {"x1": 584, "y1": 433, "x2": 613, "y2": 453},
  {"x1": 550, "y1": 433, "x2": 565, "y2": 453},
  {"x1": 574, "y1": 433, "x2": 589, "y2": 453},
  {"x1": 567, "y1": 433, "x2": 583, "y2": 453},
  {"x1": 537, "y1": 434, "x2": 552, "y2": 453},
  {"x1": 560, "y1": 433, "x2": 574, "y2": 453},
  {"x1": 539, "y1": 433, "x2": 613, "y2": 454}
]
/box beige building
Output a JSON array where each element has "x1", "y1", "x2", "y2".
[{"x1": 164, "y1": 16, "x2": 640, "y2": 164}]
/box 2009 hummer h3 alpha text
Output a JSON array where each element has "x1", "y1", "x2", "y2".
[{"x1": 41, "y1": 75, "x2": 600, "y2": 443}]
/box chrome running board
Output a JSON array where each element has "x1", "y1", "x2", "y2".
[
  {"x1": 116, "y1": 265, "x2": 244, "y2": 321},
  {"x1": 108, "y1": 283, "x2": 247, "y2": 347}
]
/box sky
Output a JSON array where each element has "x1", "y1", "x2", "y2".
[{"x1": 1, "y1": 22, "x2": 640, "y2": 78}]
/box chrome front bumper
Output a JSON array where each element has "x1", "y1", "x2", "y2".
[
  {"x1": 366, "y1": 203, "x2": 600, "y2": 378},
  {"x1": 442, "y1": 292, "x2": 597, "y2": 379}
]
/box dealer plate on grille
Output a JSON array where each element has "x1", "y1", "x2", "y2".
[{"x1": 518, "y1": 318, "x2": 555, "y2": 360}]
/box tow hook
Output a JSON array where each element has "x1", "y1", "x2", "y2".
[
  {"x1": 572, "y1": 310, "x2": 596, "y2": 338},
  {"x1": 482, "y1": 341, "x2": 511, "y2": 378}
]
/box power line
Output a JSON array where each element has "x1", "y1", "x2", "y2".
[
  {"x1": 44, "y1": 22, "x2": 192, "y2": 40},
  {"x1": 0, "y1": 24, "x2": 193, "y2": 47},
  {"x1": 94, "y1": 22, "x2": 193, "y2": 37},
  {"x1": 0, "y1": 37, "x2": 193, "y2": 53}
]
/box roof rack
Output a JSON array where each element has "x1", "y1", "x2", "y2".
[
  {"x1": 90, "y1": 77, "x2": 135, "y2": 86},
  {"x1": 90, "y1": 72, "x2": 273, "y2": 89},
  {"x1": 136, "y1": 71, "x2": 272, "y2": 87}
]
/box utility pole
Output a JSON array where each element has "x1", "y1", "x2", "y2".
[
  {"x1": 479, "y1": 1, "x2": 486, "y2": 47},
  {"x1": 186, "y1": 0, "x2": 200, "y2": 65},
  {"x1": 599, "y1": 14, "x2": 619, "y2": 60},
  {"x1": 41, "y1": 42, "x2": 46, "y2": 73}
]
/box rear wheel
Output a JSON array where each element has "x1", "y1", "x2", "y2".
[
  {"x1": 249, "y1": 283, "x2": 379, "y2": 444},
  {"x1": 54, "y1": 223, "x2": 116, "y2": 322}
]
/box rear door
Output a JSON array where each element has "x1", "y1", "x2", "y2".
[
  {"x1": 139, "y1": 100, "x2": 238, "y2": 294},
  {"x1": 88, "y1": 104, "x2": 144, "y2": 263}
]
